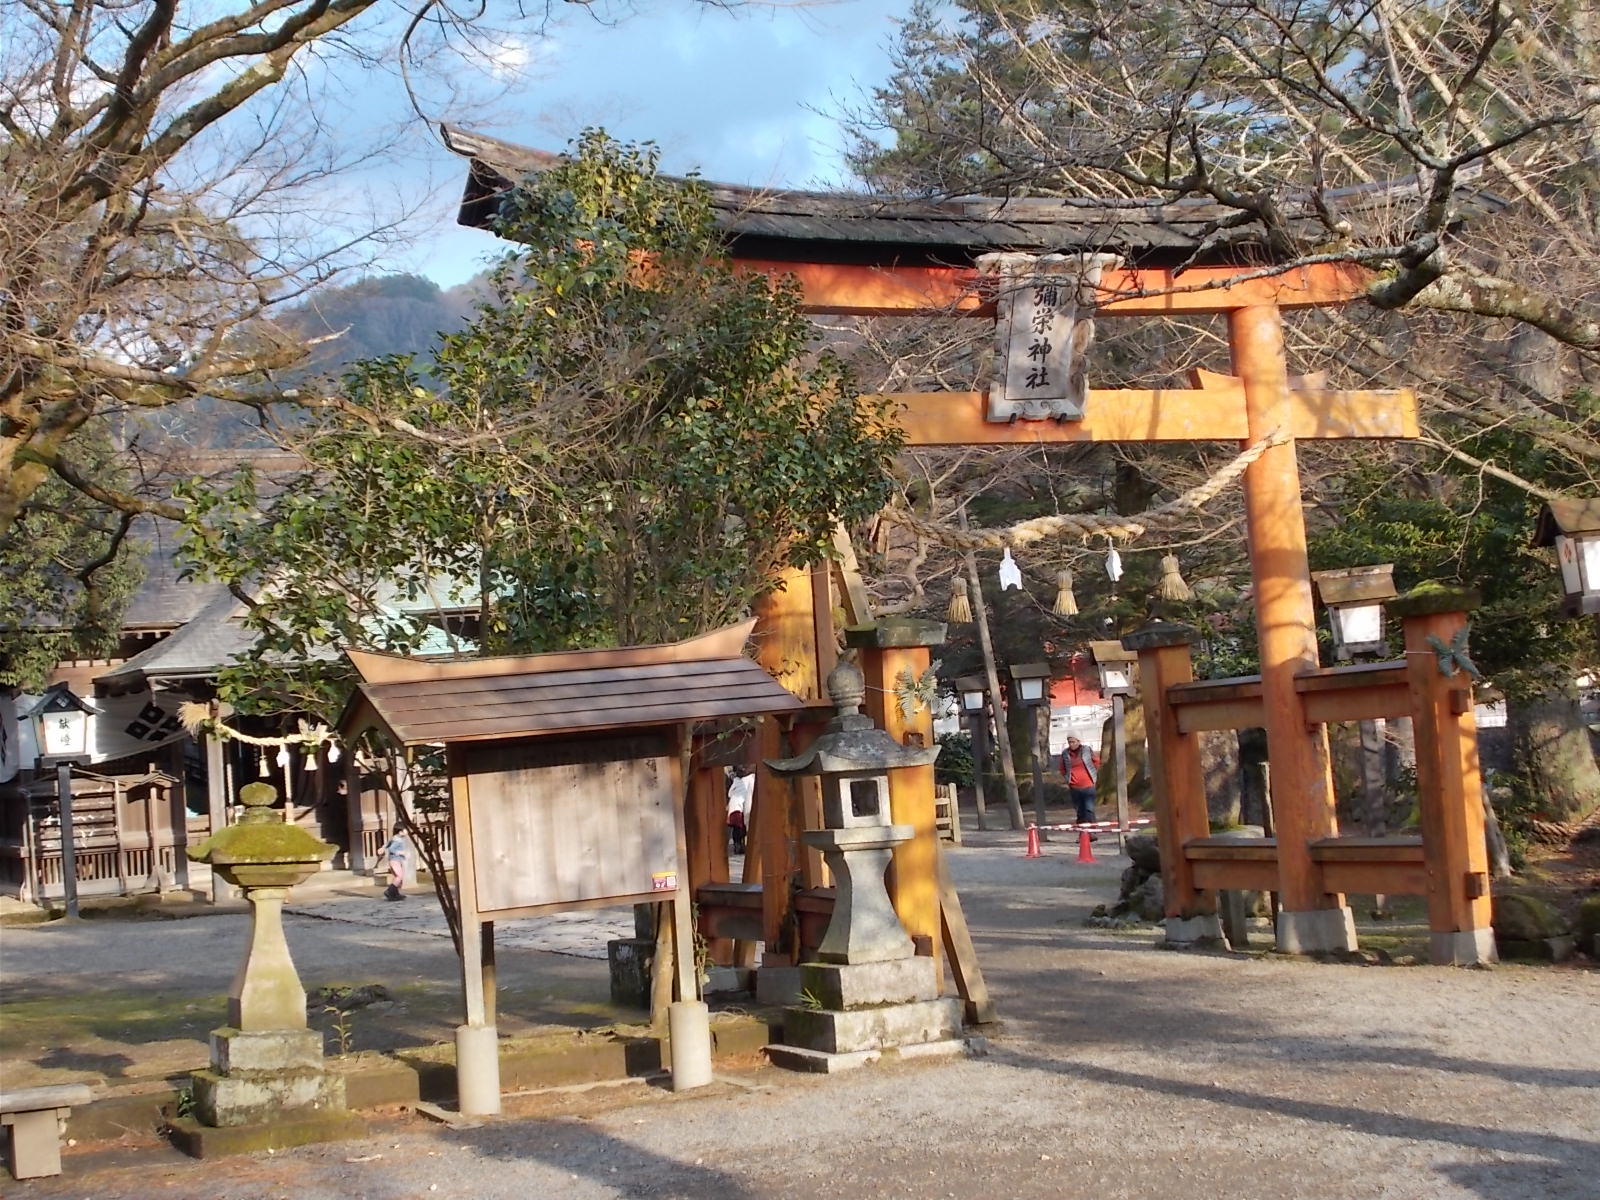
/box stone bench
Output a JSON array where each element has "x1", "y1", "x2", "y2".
[{"x1": 1, "y1": 1084, "x2": 94, "y2": 1179}]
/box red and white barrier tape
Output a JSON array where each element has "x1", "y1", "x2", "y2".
[{"x1": 1035, "y1": 818, "x2": 1154, "y2": 832}]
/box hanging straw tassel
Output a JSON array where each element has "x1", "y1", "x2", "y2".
[
  {"x1": 1052, "y1": 568, "x2": 1079, "y2": 616},
  {"x1": 1158, "y1": 554, "x2": 1193, "y2": 601},
  {"x1": 947, "y1": 576, "x2": 973, "y2": 624}
]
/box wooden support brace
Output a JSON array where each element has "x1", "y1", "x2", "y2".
[{"x1": 936, "y1": 844, "x2": 996, "y2": 1026}]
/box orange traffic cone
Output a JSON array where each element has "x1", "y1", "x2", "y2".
[
  {"x1": 1025, "y1": 824, "x2": 1042, "y2": 858},
  {"x1": 1076, "y1": 828, "x2": 1096, "y2": 863}
]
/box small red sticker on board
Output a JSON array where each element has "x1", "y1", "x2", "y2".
[{"x1": 651, "y1": 872, "x2": 677, "y2": 891}]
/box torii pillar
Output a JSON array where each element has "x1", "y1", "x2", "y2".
[{"x1": 1232, "y1": 305, "x2": 1354, "y2": 952}]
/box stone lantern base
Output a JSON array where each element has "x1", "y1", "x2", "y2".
[
  {"x1": 192, "y1": 1028, "x2": 346, "y2": 1128},
  {"x1": 767, "y1": 955, "x2": 964, "y2": 1073}
]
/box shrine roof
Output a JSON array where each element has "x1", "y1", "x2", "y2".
[
  {"x1": 444, "y1": 125, "x2": 1505, "y2": 269},
  {"x1": 339, "y1": 619, "x2": 803, "y2": 746}
]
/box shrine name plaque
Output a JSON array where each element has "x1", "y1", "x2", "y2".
[{"x1": 460, "y1": 732, "x2": 680, "y2": 916}]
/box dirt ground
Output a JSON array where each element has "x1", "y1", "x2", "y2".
[{"x1": 3, "y1": 831, "x2": 1597, "y2": 1200}]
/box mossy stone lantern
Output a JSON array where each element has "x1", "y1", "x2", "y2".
[{"x1": 185, "y1": 782, "x2": 343, "y2": 1130}]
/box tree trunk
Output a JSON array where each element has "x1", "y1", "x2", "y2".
[{"x1": 1508, "y1": 684, "x2": 1600, "y2": 824}]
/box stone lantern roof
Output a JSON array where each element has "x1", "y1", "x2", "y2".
[{"x1": 765, "y1": 661, "x2": 939, "y2": 777}]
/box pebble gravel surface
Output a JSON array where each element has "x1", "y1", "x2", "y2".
[{"x1": 8, "y1": 833, "x2": 1596, "y2": 1199}]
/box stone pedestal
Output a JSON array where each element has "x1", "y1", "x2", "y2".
[
  {"x1": 804, "y1": 826, "x2": 916, "y2": 964},
  {"x1": 192, "y1": 1029, "x2": 346, "y2": 1127}
]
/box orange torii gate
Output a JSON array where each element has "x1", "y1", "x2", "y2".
[{"x1": 447, "y1": 128, "x2": 1494, "y2": 970}]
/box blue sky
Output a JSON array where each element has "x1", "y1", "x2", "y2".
[{"x1": 391, "y1": 0, "x2": 917, "y2": 288}]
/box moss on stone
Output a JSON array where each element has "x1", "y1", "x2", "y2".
[
  {"x1": 188, "y1": 822, "x2": 334, "y2": 865},
  {"x1": 1492, "y1": 892, "x2": 1571, "y2": 941},
  {"x1": 1388, "y1": 581, "x2": 1482, "y2": 617}
]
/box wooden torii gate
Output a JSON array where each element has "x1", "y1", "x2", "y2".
[
  {"x1": 732, "y1": 255, "x2": 1425, "y2": 961},
  {"x1": 447, "y1": 129, "x2": 1491, "y2": 968}
]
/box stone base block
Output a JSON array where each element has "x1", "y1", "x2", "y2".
[
  {"x1": 765, "y1": 1037, "x2": 973, "y2": 1075},
  {"x1": 800, "y1": 957, "x2": 937, "y2": 1010},
  {"x1": 703, "y1": 966, "x2": 752, "y2": 995},
  {"x1": 764, "y1": 1044, "x2": 882, "y2": 1074},
  {"x1": 1496, "y1": 935, "x2": 1575, "y2": 963},
  {"x1": 1276, "y1": 906, "x2": 1358, "y2": 955},
  {"x1": 1164, "y1": 914, "x2": 1224, "y2": 946},
  {"x1": 167, "y1": 1111, "x2": 367, "y2": 1160},
  {"x1": 607, "y1": 938, "x2": 654, "y2": 1009},
  {"x1": 755, "y1": 966, "x2": 804, "y2": 1007},
  {"x1": 191, "y1": 1067, "x2": 345, "y2": 1128},
  {"x1": 782, "y1": 997, "x2": 962, "y2": 1056},
  {"x1": 210, "y1": 1027, "x2": 324, "y2": 1074},
  {"x1": 1429, "y1": 928, "x2": 1498, "y2": 966}
]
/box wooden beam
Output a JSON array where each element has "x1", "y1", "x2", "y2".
[
  {"x1": 936, "y1": 843, "x2": 996, "y2": 1025},
  {"x1": 881, "y1": 385, "x2": 1417, "y2": 446},
  {"x1": 829, "y1": 524, "x2": 874, "y2": 629},
  {"x1": 734, "y1": 259, "x2": 1372, "y2": 317},
  {"x1": 1175, "y1": 697, "x2": 1267, "y2": 735}
]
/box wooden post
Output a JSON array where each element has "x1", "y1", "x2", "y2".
[
  {"x1": 167, "y1": 740, "x2": 190, "y2": 891},
  {"x1": 445, "y1": 748, "x2": 487, "y2": 1026},
  {"x1": 853, "y1": 619, "x2": 947, "y2": 973},
  {"x1": 1392, "y1": 590, "x2": 1496, "y2": 966},
  {"x1": 1230, "y1": 304, "x2": 1354, "y2": 954},
  {"x1": 751, "y1": 567, "x2": 820, "y2": 966},
  {"x1": 481, "y1": 921, "x2": 497, "y2": 1026},
  {"x1": 1112, "y1": 693, "x2": 1132, "y2": 854},
  {"x1": 1123, "y1": 622, "x2": 1218, "y2": 943},
  {"x1": 670, "y1": 730, "x2": 700, "y2": 1004},
  {"x1": 961, "y1": 544, "x2": 1026, "y2": 829},
  {"x1": 968, "y1": 712, "x2": 991, "y2": 831},
  {"x1": 445, "y1": 745, "x2": 500, "y2": 1116},
  {"x1": 343, "y1": 757, "x2": 367, "y2": 875},
  {"x1": 1026, "y1": 706, "x2": 1048, "y2": 834},
  {"x1": 205, "y1": 731, "x2": 234, "y2": 903}
]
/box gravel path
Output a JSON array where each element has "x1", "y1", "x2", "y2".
[{"x1": 7, "y1": 833, "x2": 1597, "y2": 1199}]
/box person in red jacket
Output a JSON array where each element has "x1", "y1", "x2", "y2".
[{"x1": 1061, "y1": 736, "x2": 1100, "y2": 825}]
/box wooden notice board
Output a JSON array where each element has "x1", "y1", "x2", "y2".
[{"x1": 459, "y1": 732, "x2": 682, "y2": 918}]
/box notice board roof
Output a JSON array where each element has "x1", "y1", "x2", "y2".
[{"x1": 338, "y1": 620, "x2": 803, "y2": 747}]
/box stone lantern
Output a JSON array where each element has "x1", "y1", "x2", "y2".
[
  {"x1": 183, "y1": 782, "x2": 353, "y2": 1141},
  {"x1": 763, "y1": 661, "x2": 963, "y2": 1072}
]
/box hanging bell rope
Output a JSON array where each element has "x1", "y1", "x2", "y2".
[
  {"x1": 947, "y1": 576, "x2": 973, "y2": 624},
  {"x1": 881, "y1": 428, "x2": 1286, "y2": 551},
  {"x1": 1052, "y1": 569, "x2": 1079, "y2": 616},
  {"x1": 1157, "y1": 554, "x2": 1193, "y2": 602}
]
